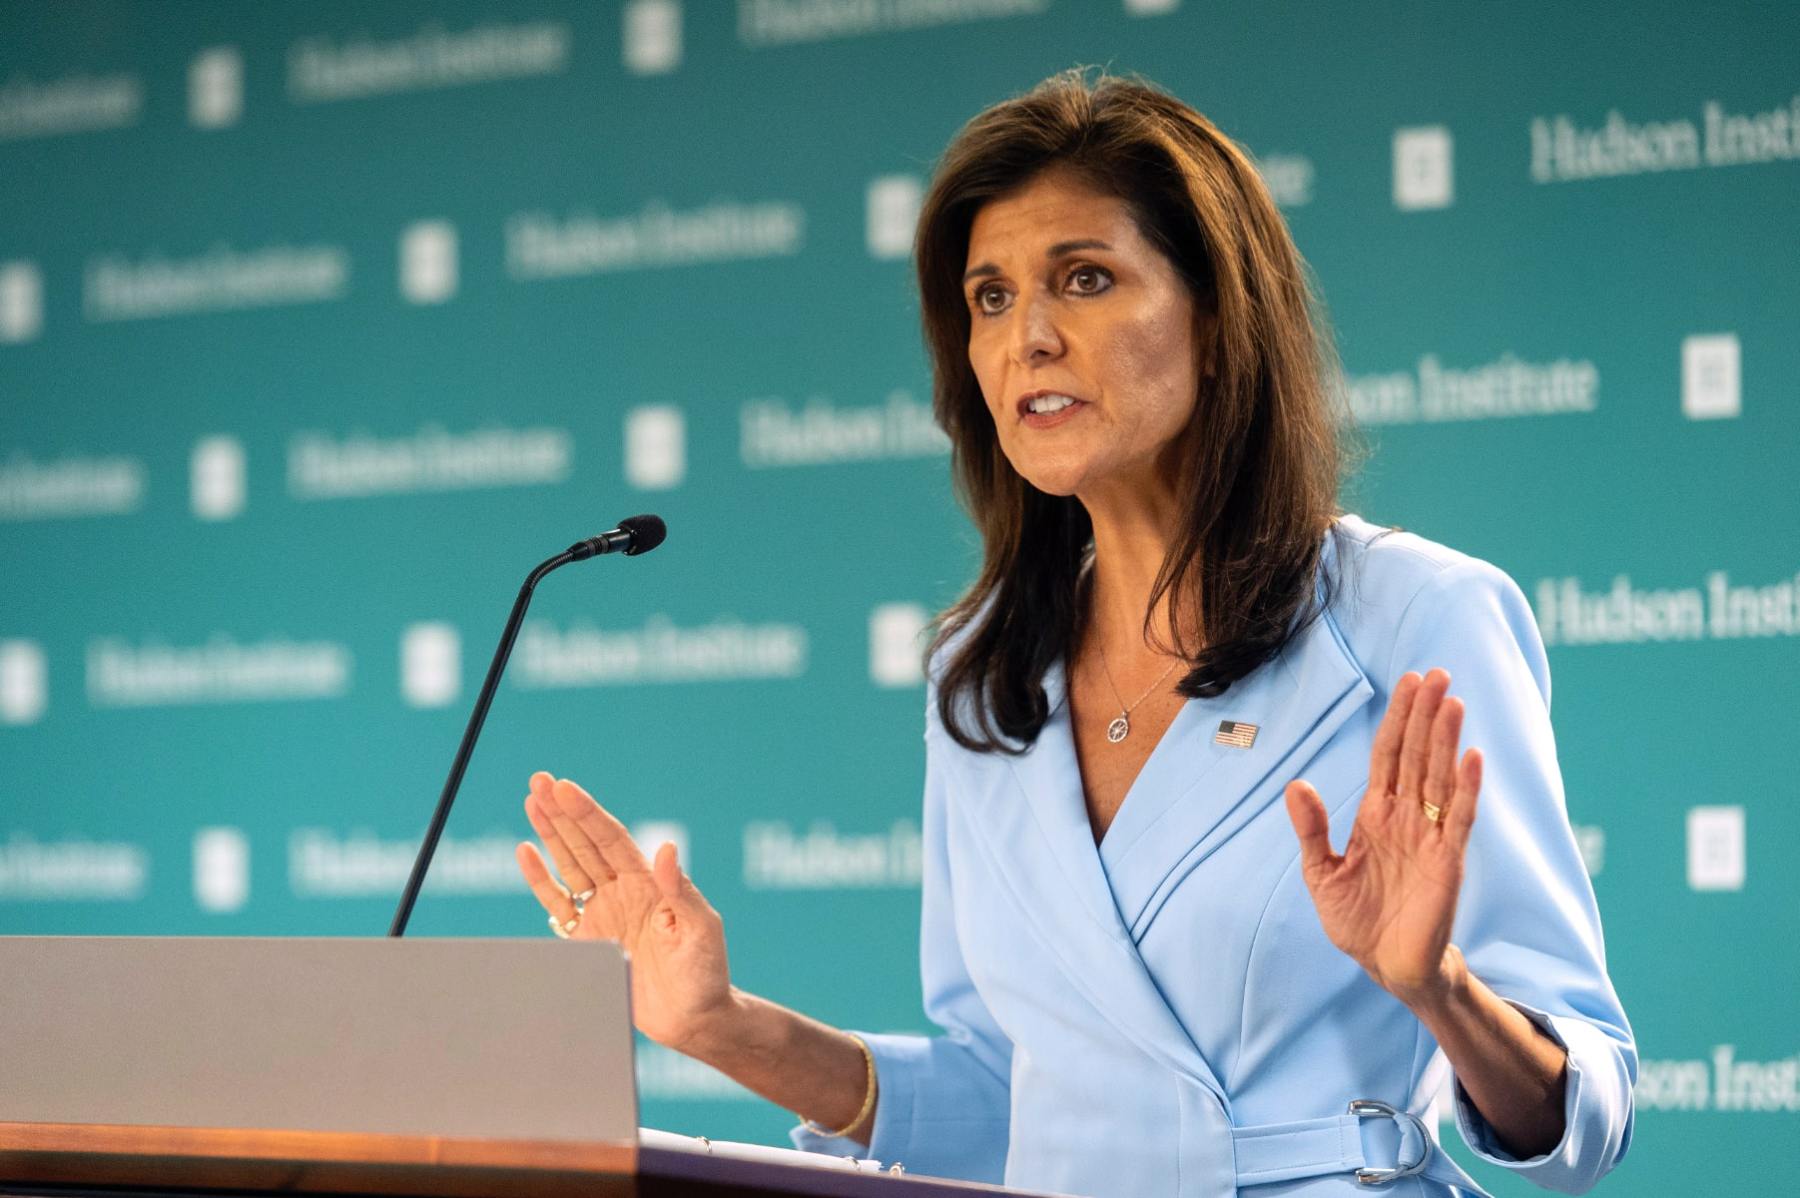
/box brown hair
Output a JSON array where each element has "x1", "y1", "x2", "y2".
[{"x1": 920, "y1": 69, "x2": 1348, "y2": 754}]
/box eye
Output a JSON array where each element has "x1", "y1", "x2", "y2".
[
  {"x1": 1066, "y1": 264, "x2": 1113, "y2": 295},
  {"x1": 972, "y1": 284, "x2": 1010, "y2": 316}
]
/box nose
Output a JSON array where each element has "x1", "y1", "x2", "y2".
[{"x1": 1007, "y1": 288, "x2": 1063, "y2": 366}]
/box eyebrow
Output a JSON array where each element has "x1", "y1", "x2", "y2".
[{"x1": 962, "y1": 239, "x2": 1114, "y2": 285}]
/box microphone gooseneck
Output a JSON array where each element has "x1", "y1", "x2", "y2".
[{"x1": 388, "y1": 515, "x2": 667, "y2": 937}]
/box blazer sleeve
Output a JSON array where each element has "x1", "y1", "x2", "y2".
[
  {"x1": 788, "y1": 693, "x2": 1013, "y2": 1181},
  {"x1": 1388, "y1": 558, "x2": 1638, "y2": 1194}
]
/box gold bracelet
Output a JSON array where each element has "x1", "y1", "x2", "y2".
[{"x1": 800, "y1": 1034, "x2": 877, "y2": 1139}]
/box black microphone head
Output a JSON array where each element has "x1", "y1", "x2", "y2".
[{"x1": 618, "y1": 513, "x2": 666, "y2": 556}]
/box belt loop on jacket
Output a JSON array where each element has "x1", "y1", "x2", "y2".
[
  {"x1": 1347, "y1": 1099, "x2": 1429, "y2": 1184},
  {"x1": 1229, "y1": 1098, "x2": 1429, "y2": 1187}
]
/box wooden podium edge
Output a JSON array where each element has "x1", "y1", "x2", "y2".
[{"x1": 0, "y1": 1121, "x2": 636, "y2": 1197}]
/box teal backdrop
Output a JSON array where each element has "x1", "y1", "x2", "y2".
[{"x1": 2, "y1": 2, "x2": 1797, "y2": 1193}]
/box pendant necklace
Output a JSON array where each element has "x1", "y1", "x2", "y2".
[{"x1": 1096, "y1": 643, "x2": 1181, "y2": 744}]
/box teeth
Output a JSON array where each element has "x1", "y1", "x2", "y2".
[{"x1": 1028, "y1": 394, "x2": 1076, "y2": 414}]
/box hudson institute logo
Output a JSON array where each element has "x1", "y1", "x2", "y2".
[
  {"x1": 288, "y1": 22, "x2": 572, "y2": 103},
  {"x1": 740, "y1": 389, "x2": 948, "y2": 466},
  {"x1": 401, "y1": 622, "x2": 461, "y2": 709},
  {"x1": 1681, "y1": 333, "x2": 1741, "y2": 420},
  {"x1": 1257, "y1": 154, "x2": 1315, "y2": 208},
  {"x1": 190, "y1": 435, "x2": 247, "y2": 521},
  {"x1": 737, "y1": 0, "x2": 1050, "y2": 48},
  {"x1": 869, "y1": 603, "x2": 929, "y2": 688},
  {"x1": 1531, "y1": 96, "x2": 1800, "y2": 182},
  {"x1": 1393, "y1": 126, "x2": 1453, "y2": 211},
  {"x1": 193, "y1": 827, "x2": 250, "y2": 913},
  {"x1": 400, "y1": 221, "x2": 459, "y2": 305},
  {"x1": 1345, "y1": 353, "x2": 1598, "y2": 426},
  {"x1": 0, "y1": 261, "x2": 43, "y2": 344},
  {"x1": 742, "y1": 819, "x2": 923, "y2": 888},
  {"x1": 1686, "y1": 806, "x2": 1745, "y2": 892},
  {"x1": 188, "y1": 47, "x2": 243, "y2": 129},
  {"x1": 0, "y1": 72, "x2": 142, "y2": 140},
  {"x1": 625, "y1": 404, "x2": 687, "y2": 490},
  {"x1": 1533, "y1": 570, "x2": 1800, "y2": 646},
  {"x1": 624, "y1": 0, "x2": 683, "y2": 76},
  {"x1": 0, "y1": 639, "x2": 47, "y2": 725},
  {"x1": 632, "y1": 821, "x2": 689, "y2": 871},
  {"x1": 866, "y1": 175, "x2": 923, "y2": 261},
  {"x1": 1637, "y1": 1047, "x2": 1800, "y2": 1112}
]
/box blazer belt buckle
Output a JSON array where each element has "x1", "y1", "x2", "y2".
[{"x1": 1347, "y1": 1099, "x2": 1429, "y2": 1185}]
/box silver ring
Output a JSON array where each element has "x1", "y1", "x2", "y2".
[{"x1": 548, "y1": 913, "x2": 578, "y2": 939}]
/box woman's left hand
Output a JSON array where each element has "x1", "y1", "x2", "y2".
[{"x1": 1283, "y1": 667, "x2": 1483, "y2": 1007}]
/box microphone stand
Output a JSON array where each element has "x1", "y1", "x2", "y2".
[{"x1": 387, "y1": 548, "x2": 573, "y2": 937}]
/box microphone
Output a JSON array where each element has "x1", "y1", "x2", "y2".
[
  {"x1": 388, "y1": 515, "x2": 667, "y2": 937},
  {"x1": 568, "y1": 512, "x2": 666, "y2": 560}
]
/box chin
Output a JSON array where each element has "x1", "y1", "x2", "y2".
[
  {"x1": 1013, "y1": 462, "x2": 1087, "y2": 498},
  {"x1": 1000, "y1": 442, "x2": 1095, "y2": 498}
]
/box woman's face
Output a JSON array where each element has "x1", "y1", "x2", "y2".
[{"x1": 963, "y1": 168, "x2": 1203, "y2": 501}]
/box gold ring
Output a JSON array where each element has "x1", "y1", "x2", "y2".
[{"x1": 1420, "y1": 800, "x2": 1443, "y2": 823}]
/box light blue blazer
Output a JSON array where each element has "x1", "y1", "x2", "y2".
[{"x1": 794, "y1": 514, "x2": 1636, "y2": 1197}]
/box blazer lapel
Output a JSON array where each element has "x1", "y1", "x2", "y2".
[
  {"x1": 1101, "y1": 603, "x2": 1374, "y2": 938},
  {"x1": 936, "y1": 528, "x2": 1373, "y2": 1104},
  {"x1": 939, "y1": 684, "x2": 1233, "y2": 1105}
]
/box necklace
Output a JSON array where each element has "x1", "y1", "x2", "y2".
[{"x1": 1095, "y1": 643, "x2": 1181, "y2": 744}]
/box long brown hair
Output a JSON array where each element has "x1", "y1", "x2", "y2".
[{"x1": 920, "y1": 69, "x2": 1348, "y2": 754}]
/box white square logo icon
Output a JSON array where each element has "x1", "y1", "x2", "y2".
[
  {"x1": 625, "y1": 404, "x2": 686, "y2": 490},
  {"x1": 1687, "y1": 805, "x2": 1745, "y2": 891},
  {"x1": 0, "y1": 639, "x2": 47, "y2": 725},
  {"x1": 1682, "y1": 333, "x2": 1740, "y2": 420},
  {"x1": 0, "y1": 261, "x2": 44, "y2": 344},
  {"x1": 1393, "y1": 126, "x2": 1454, "y2": 211},
  {"x1": 189, "y1": 46, "x2": 243, "y2": 129},
  {"x1": 1572, "y1": 824, "x2": 1605, "y2": 877},
  {"x1": 401, "y1": 622, "x2": 461, "y2": 708},
  {"x1": 624, "y1": 0, "x2": 682, "y2": 76},
  {"x1": 632, "y1": 820, "x2": 690, "y2": 870},
  {"x1": 193, "y1": 826, "x2": 250, "y2": 913},
  {"x1": 866, "y1": 175, "x2": 923, "y2": 261},
  {"x1": 400, "y1": 220, "x2": 458, "y2": 305},
  {"x1": 190, "y1": 435, "x2": 246, "y2": 521},
  {"x1": 869, "y1": 603, "x2": 929, "y2": 688}
]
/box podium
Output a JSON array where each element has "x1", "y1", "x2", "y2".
[
  {"x1": 0, "y1": 938, "x2": 1056, "y2": 1198},
  {"x1": 0, "y1": 1122, "x2": 1038, "y2": 1196}
]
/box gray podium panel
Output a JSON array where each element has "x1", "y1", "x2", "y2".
[{"x1": 0, "y1": 936, "x2": 637, "y2": 1144}]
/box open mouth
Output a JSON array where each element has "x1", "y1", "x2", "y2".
[{"x1": 1017, "y1": 391, "x2": 1088, "y2": 425}]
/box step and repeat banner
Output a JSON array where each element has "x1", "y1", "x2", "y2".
[{"x1": 1, "y1": 2, "x2": 1795, "y2": 1190}]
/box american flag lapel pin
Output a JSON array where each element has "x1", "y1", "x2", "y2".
[{"x1": 1214, "y1": 719, "x2": 1259, "y2": 749}]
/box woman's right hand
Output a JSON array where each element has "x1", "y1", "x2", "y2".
[{"x1": 515, "y1": 771, "x2": 734, "y2": 1053}]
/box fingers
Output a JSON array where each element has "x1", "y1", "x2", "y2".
[
  {"x1": 1445, "y1": 748, "x2": 1483, "y2": 850},
  {"x1": 516, "y1": 841, "x2": 579, "y2": 931},
  {"x1": 523, "y1": 773, "x2": 597, "y2": 896},
  {"x1": 1422, "y1": 694, "x2": 1465, "y2": 812},
  {"x1": 1369, "y1": 672, "x2": 1421, "y2": 801},
  {"x1": 1284, "y1": 780, "x2": 1340, "y2": 875},
  {"x1": 652, "y1": 840, "x2": 686, "y2": 903},
  {"x1": 548, "y1": 777, "x2": 653, "y2": 879},
  {"x1": 1395, "y1": 668, "x2": 1450, "y2": 802}
]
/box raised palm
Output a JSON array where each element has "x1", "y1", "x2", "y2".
[
  {"x1": 515, "y1": 772, "x2": 732, "y2": 1050},
  {"x1": 1284, "y1": 669, "x2": 1483, "y2": 1003}
]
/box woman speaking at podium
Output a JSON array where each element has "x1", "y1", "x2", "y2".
[{"x1": 514, "y1": 72, "x2": 1635, "y2": 1197}]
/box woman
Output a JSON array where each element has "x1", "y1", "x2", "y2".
[{"x1": 514, "y1": 72, "x2": 1636, "y2": 1197}]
